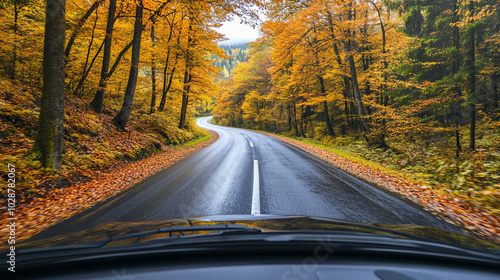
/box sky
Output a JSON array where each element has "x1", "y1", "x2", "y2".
[{"x1": 217, "y1": 16, "x2": 261, "y2": 45}]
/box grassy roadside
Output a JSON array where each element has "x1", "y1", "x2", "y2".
[{"x1": 182, "y1": 132, "x2": 211, "y2": 148}]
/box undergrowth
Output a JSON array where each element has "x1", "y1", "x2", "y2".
[
  {"x1": 0, "y1": 78, "x2": 206, "y2": 201},
  {"x1": 278, "y1": 121, "x2": 500, "y2": 216}
]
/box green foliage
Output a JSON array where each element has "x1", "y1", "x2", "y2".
[
  {"x1": 184, "y1": 132, "x2": 210, "y2": 148},
  {"x1": 0, "y1": 153, "x2": 53, "y2": 199},
  {"x1": 211, "y1": 43, "x2": 249, "y2": 79},
  {"x1": 142, "y1": 113, "x2": 202, "y2": 145},
  {"x1": 316, "y1": 123, "x2": 500, "y2": 215}
]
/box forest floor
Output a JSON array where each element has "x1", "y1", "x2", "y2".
[
  {"x1": 0, "y1": 77, "x2": 218, "y2": 242},
  {"x1": 259, "y1": 131, "x2": 500, "y2": 242}
]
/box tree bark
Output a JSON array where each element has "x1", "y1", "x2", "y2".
[
  {"x1": 159, "y1": 62, "x2": 177, "y2": 111},
  {"x1": 73, "y1": 9, "x2": 99, "y2": 96},
  {"x1": 178, "y1": 16, "x2": 193, "y2": 129},
  {"x1": 318, "y1": 75, "x2": 334, "y2": 136},
  {"x1": 10, "y1": 2, "x2": 18, "y2": 79},
  {"x1": 158, "y1": 24, "x2": 180, "y2": 112},
  {"x1": 493, "y1": 74, "x2": 499, "y2": 121},
  {"x1": 456, "y1": 117, "x2": 461, "y2": 157},
  {"x1": 178, "y1": 69, "x2": 191, "y2": 129},
  {"x1": 326, "y1": 7, "x2": 354, "y2": 132},
  {"x1": 32, "y1": 0, "x2": 66, "y2": 170},
  {"x1": 103, "y1": 2, "x2": 170, "y2": 82},
  {"x1": 450, "y1": 0, "x2": 462, "y2": 156},
  {"x1": 150, "y1": 23, "x2": 157, "y2": 114},
  {"x1": 113, "y1": 1, "x2": 143, "y2": 131},
  {"x1": 107, "y1": 41, "x2": 133, "y2": 79},
  {"x1": 293, "y1": 101, "x2": 299, "y2": 136},
  {"x1": 323, "y1": 101, "x2": 335, "y2": 136},
  {"x1": 468, "y1": 0, "x2": 476, "y2": 150},
  {"x1": 91, "y1": 0, "x2": 117, "y2": 112},
  {"x1": 346, "y1": 51, "x2": 370, "y2": 133}
]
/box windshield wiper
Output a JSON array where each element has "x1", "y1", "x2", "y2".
[
  {"x1": 21, "y1": 224, "x2": 262, "y2": 254},
  {"x1": 109, "y1": 224, "x2": 262, "y2": 243}
]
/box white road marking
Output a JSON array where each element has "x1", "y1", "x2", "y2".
[
  {"x1": 251, "y1": 160, "x2": 260, "y2": 215},
  {"x1": 243, "y1": 134, "x2": 254, "y2": 148}
]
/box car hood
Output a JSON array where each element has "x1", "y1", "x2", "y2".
[{"x1": 20, "y1": 215, "x2": 500, "y2": 251}]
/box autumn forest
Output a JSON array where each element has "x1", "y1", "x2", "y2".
[{"x1": 0, "y1": 0, "x2": 499, "y2": 241}]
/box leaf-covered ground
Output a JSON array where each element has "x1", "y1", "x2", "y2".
[
  {"x1": 259, "y1": 132, "x2": 500, "y2": 243},
  {"x1": 0, "y1": 131, "x2": 218, "y2": 242}
]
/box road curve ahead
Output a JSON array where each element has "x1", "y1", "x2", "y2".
[{"x1": 32, "y1": 116, "x2": 461, "y2": 239}]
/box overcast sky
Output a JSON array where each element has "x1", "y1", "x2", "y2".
[{"x1": 217, "y1": 16, "x2": 261, "y2": 45}]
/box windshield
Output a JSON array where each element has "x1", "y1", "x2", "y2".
[{"x1": 1, "y1": 0, "x2": 499, "y2": 271}]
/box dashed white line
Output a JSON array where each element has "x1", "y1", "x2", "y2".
[{"x1": 251, "y1": 160, "x2": 260, "y2": 215}]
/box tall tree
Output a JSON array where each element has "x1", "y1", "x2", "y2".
[
  {"x1": 8, "y1": 0, "x2": 31, "y2": 79},
  {"x1": 178, "y1": 14, "x2": 193, "y2": 129},
  {"x1": 343, "y1": 1, "x2": 370, "y2": 133},
  {"x1": 467, "y1": 0, "x2": 476, "y2": 150},
  {"x1": 90, "y1": 0, "x2": 117, "y2": 113},
  {"x1": 150, "y1": 19, "x2": 157, "y2": 114},
  {"x1": 113, "y1": 0, "x2": 143, "y2": 130},
  {"x1": 32, "y1": 0, "x2": 65, "y2": 170}
]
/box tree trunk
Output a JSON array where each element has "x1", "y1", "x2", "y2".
[
  {"x1": 178, "y1": 16, "x2": 193, "y2": 129},
  {"x1": 456, "y1": 118, "x2": 461, "y2": 157},
  {"x1": 346, "y1": 51, "x2": 370, "y2": 133},
  {"x1": 493, "y1": 74, "x2": 499, "y2": 121},
  {"x1": 91, "y1": 0, "x2": 116, "y2": 113},
  {"x1": 32, "y1": 0, "x2": 66, "y2": 170},
  {"x1": 10, "y1": 2, "x2": 18, "y2": 79},
  {"x1": 452, "y1": 0, "x2": 460, "y2": 73},
  {"x1": 159, "y1": 63, "x2": 177, "y2": 111},
  {"x1": 107, "y1": 41, "x2": 133, "y2": 79},
  {"x1": 318, "y1": 75, "x2": 334, "y2": 136},
  {"x1": 150, "y1": 23, "x2": 156, "y2": 114},
  {"x1": 326, "y1": 8, "x2": 353, "y2": 133},
  {"x1": 468, "y1": 0, "x2": 476, "y2": 150},
  {"x1": 324, "y1": 101, "x2": 335, "y2": 136},
  {"x1": 178, "y1": 69, "x2": 191, "y2": 129},
  {"x1": 293, "y1": 101, "x2": 299, "y2": 136},
  {"x1": 72, "y1": 40, "x2": 104, "y2": 96},
  {"x1": 344, "y1": 1, "x2": 369, "y2": 133},
  {"x1": 113, "y1": 1, "x2": 143, "y2": 131},
  {"x1": 73, "y1": 9, "x2": 99, "y2": 96},
  {"x1": 158, "y1": 27, "x2": 181, "y2": 112}
]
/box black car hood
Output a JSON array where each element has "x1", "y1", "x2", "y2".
[{"x1": 20, "y1": 215, "x2": 500, "y2": 251}]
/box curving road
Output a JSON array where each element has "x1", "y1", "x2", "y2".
[{"x1": 31, "y1": 116, "x2": 461, "y2": 240}]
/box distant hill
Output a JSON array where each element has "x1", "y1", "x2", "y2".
[{"x1": 212, "y1": 43, "x2": 249, "y2": 79}]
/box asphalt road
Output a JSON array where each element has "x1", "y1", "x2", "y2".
[{"x1": 31, "y1": 116, "x2": 461, "y2": 240}]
